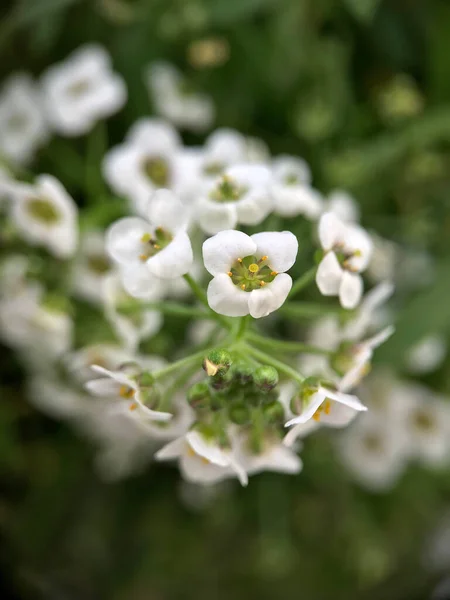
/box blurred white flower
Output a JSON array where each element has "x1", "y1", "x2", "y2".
[
  {"x1": 203, "y1": 229, "x2": 297, "y2": 318},
  {"x1": 405, "y1": 335, "x2": 447, "y2": 375},
  {"x1": 41, "y1": 44, "x2": 126, "y2": 136},
  {"x1": 146, "y1": 61, "x2": 214, "y2": 132},
  {"x1": 28, "y1": 375, "x2": 90, "y2": 420},
  {"x1": 316, "y1": 212, "x2": 373, "y2": 309},
  {"x1": 72, "y1": 230, "x2": 113, "y2": 304},
  {"x1": 0, "y1": 73, "x2": 48, "y2": 164},
  {"x1": 237, "y1": 433, "x2": 302, "y2": 475},
  {"x1": 326, "y1": 189, "x2": 360, "y2": 223},
  {"x1": 196, "y1": 164, "x2": 273, "y2": 234},
  {"x1": 156, "y1": 429, "x2": 248, "y2": 486},
  {"x1": 65, "y1": 342, "x2": 137, "y2": 384},
  {"x1": 9, "y1": 174, "x2": 78, "y2": 258}
]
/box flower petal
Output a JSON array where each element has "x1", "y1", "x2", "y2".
[
  {"x1": 196, "y1": 197, "x2": 237, "y2": 235},
  {"x1": 316, "y1": 252, "x2": 343, "y2": 295},
  {"x1": 106, "y1": 217, "x2": 150, "y2": 265},
  {"x1": 321, "y1": 387, "x2": 367, "y2": 412},
  {"x1": 207, "y1": 273, "x2": 249, "y2": 317},
  {"x1": 285, "y1": 390, "x2": 327, "y2": 426},
  {"x1": 248, "y1": 273, "x2": 292, "y2": 318},
  {"x1": 147, "y1": 188, "x2": 189, "y2": 232},
  {"x1": 155, "y1": 437, "x2": 185, "y2": 460},
  {"x1": 186, "y1": 431, "x2": 230, "y2": 467},
  {"x1": 318, "y1": 212, "x2": 344, "y2": 250},
  {"x1": 235, "y1": 189, "x2": 273, "y2": 225},
  {"x1": 339, "y1": 271, "x2": 363, "y2": 309},
  {"x1": 251, "y1": 231, "x2": 298, "y2": 272},
  {"x1": 146, "y1": 230, "x2": 193, "y2": 279},
  {"x1": 118, "y1": 264, "x2": 166, "y2": 300},
  {"x1": 202, "y1": 230, "x2": 256, "y2": 276}
]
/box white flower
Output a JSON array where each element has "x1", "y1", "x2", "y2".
[
  {"x1": 326, "y1": 190, "x2": 360, "y2": 222},
  {"x1": 9, "y1": 175, "x2": 78, "y2": 258},
  {"x1": 28, "y1": 375, "x2": 90, "y2": 420},
  {"x1": 203, "y1": 229, "x2": 298, "y2": 318},
  {"x1": 316, "y1": 212, "x2": 373, "y2": 309},
  {"x1": 102, "y1": 118, "x2": 188, "y2": 215},
  {"x1": 103, "y1": 273, "x2": 163, "y2": 352},
  {"x1": 236, "y1": 433, "x2": 302, "y2": 476},
  {"x1": 0, "y1": 73, "x2": 48, "y2": 165},
  {"x1": 65, "y1": 343, "x2": 137, "y2": 384},
  {"x1": 337, "y1": 411, "x2": 408, "y2": 491},
  {"x1": 72, "y1": 230, "x2": 113, "y2": 304},
  {"x1": 405, "y1": 335, "x2": 447, "y2": 375},
  {"x1": 196, "y1": 164, "x2": 273, "y2": 234},
  {"x1": 85, "y1": 364, "x2": 172, "y2": 422},
  {"x1": 40, "y1": 44, "x2": 126, "y2": 136},
  {"x1": 271, "y1": 155, "x2": 324, "y2": 219},
  {"x1": 146, "y1": 61, "x2": 215, "y2": 132},
  {"x1": 106, "y1": 189, "x2": 193, "y2": 292},
  {"x1": 156, "y1": 429, "x2": 248, "y2": 486}
]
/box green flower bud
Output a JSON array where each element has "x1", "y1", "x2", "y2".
[
  {"x1": 209, "y1": 369, "x2": 233, "y2": 391},
  {"x1": 203, "y1": 348, "x2": 232, "y2": 377},
  {"x1": 231, "y1": 361, "x2": 254, "y2": 384},
  {"x1": 254, "y1": 366, "x2": 279, "y2": 392},
  {"x1": 137, "y1": 371, "x2": 155, "y2": 388},
  {"x1": 262, "y1": 401, "x2": 285, "y2": 424},
  {"x1": 229, "y1": 401, "x2": 251, "y2": 425},
  {"x1": 187, "y1": 381, "x2": 211, "y2": 409}
]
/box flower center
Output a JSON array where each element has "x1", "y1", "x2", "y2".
[
  {"x1": 7, "y1": 112, "x2": 28, "y2": 132},
  {"x1": 66, "y1": 78, "x2": 91, "y2": 97},
  {"x1": 26, "y1": 197, "x2": 60, "y2": 224},
  {"x1": 87, "y1": 253, "x2": 111, "y2": 275},
  {"x1": 334, "y1": 247, "x2": 363, "y2": 272},
  {"x1": 363, "y1": 433, "x2": 382, "y2": 452},
  {"x1": 203, "y1": 161, "x2": 224, "y2": 176},
  {"x1": 284, "y1": 173, "x2": 299, "y2": 185},
  {"x1": 413, "y1": 409, "x2": 435, "y2": 431},
  {"x1": 313, "y1": 399, "x2": 331, "y2": 421},
  {"x1": 141, "y1": 156, "x2": 170, "y2": 187},
  {"x1": 228, "y1": 254, "x2": 277, "y2": 291},
  {"x1": 210, "y1": 175, "x2": 246, "y2": 203},
  {"x1": 138, "y1": 227, "x2": 173, "y2": 262}
]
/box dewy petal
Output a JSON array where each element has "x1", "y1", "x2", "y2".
[
  {"x1": 202, "y1": 230, "x2": 257, "y2": 276},
  {"x1": 146, "y1": 230, "x2": 193, "y2": 279},
  {"x1": 339, "y1": 271, "x2": 363, "y2": 309},
  {"x1": 106, "y1": 217, "x2": 150, "y2": 265},
  {"x1": 318, "y1": 212, "x2": 344, "y2": 251},
  {"x1": 248, "y1": 273, "x2": 292, "y2": 319},
  {"x1": 207, "y1": 274, "x2": 249, "y2": 317},
  {"x1": 147, "y1": 188, "x2": 189, "y2": 232},
  {"x1": 316, "y1": 252, "x2": 343, "y2": 295},
  {"x1": 251, "y1": 231, "x2": 298, "y2": 272},
  {"x1": 285, "y1": 390, "x2": 327, "y2": 427},
  {"x1": 186, "y1": 431, "x2": 230, "y2": 467},
  {"x1": 196, "y1": 197, "x2": 238, "y2": 235}
]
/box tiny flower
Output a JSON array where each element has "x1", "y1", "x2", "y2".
[
  {"x1": 102, "y1": 118, "x2": 187, "y2": 215},
  {"x1": 40, "y1": 44, "x2": 127, "y2": 136},
  {"x1": 200, "y1": 128, "x2": 266, "y2": 177},
  {"x1": 156, "y1": 429, "x2": 248, "y2": 486},
  {"x1": 146, "y1": 61, "x2": 215, "y2": 132},
  {"x1": 66, "y1": 343, "x2": 137, "y2": 384},
  {"x1": 86, "y1": 364, "x2": 172, "y2": 422},
  {"x1": 106, "y1": 189, "x2": 193, "y2": 288},
  {"x1": 316, "y1": 212, "x2": 373, "y2": 309},
  {"x1": 9, "y1": 175, "x2": 78, "y2": 258},
  {"x1": 72, "y1": 230, "x2": 113, "y2": 304},
  {"x1": 405, "y1": 334, "x2": 447, "y2": 375},
  {"x1": 203, "y1": 229, "x2": 298, "y2": 318},
  {"x1": 0, "y1": 73, "x2": 48, "y2": 165},
  {"x1": 271, "y1": 155, "x2": 324, "y2": 219},
  {"x1": 196, "y1": 164, "x2": 273, "y2": 234}
]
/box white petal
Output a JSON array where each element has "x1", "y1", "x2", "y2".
[
  {"x1": 85, "y1": 377, "x2": 118, "y2": 397},
  {"x1": 235, "y1": 189, "x2": 273, "y2": 225},
  {"x1": 283, "y1": 421, "x2": 320, "y2": 447},
  {"x1": 139, "y1": 404, "x2": 172, "y2": 422},
  {"x1": 251, "y1": 231, "x2": 298, "y2": 272},
  {"x1": 319, "y1": 402, "x2": 360, "y2": 428},
  {"x1": 316, "y1": 252, "x2": 343, "y2": 295},
  {"x1": 339, "y1": 271, "x2": 363, "y2": 309},
  {"x1": 155, "y1": 437, "x2": 185, "y2": 460},
  {"x1": 318, "y1": 212, "x2": 344, "y2": 250},
  {"x1": 207, "y1": 274, "x2": 249, "y2": 317},
  {"x1": 196, "y1": 197, "x2": 237, "y2": 234},
  {"x1": 146, "y1": 230, "x2": 193, "y2": 279},
  {"x1": 106, "y1": 217, "x2": 150, "y2": 265},
  {"x1": 202, "y1": 230, "x2": 256, "y2": 276},
  {"x1": 147, "y1": 188, "x2": 189, "y2": 232},
  {"x1": 186, "y1": 431, "x2": 230, "y2": 467},
  {"x1": 364, "y1": 325, "x2": 395, "y2": 350},
  {"x1": 248, "y1": 273, "x2": 292, "y2": 318},
  {"x1": 273, "y1": 185, "x2": 323, "y2": 219},
  {"x1": 119, "y1": 264, "x2": 167, "y2": 300},
  {"x1": 322, "y1": 387, "x2": 367, "y2": 412},
  {"x1": 285, "y1": 391, "x2": 327, "y2": 426}
]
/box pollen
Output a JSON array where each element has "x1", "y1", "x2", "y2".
[
  {"x1": 153, "y1": 244, "x2": 161, "y2": 250},
  {"x1": 270, "y1": 271, "x2": 278, "y2": 276},
  {"x1": 237, "y1": 258, "x2": 243, "y2": 263},
  {"x1": 260, "y1": 255, "x2": 268, "y2": 261},
  {"x1": 139, "y1": 254, "x2": 148, "y2": 261},
  {"x1": 227, "y1": 271, "x2": 233, "y2": 277},
  {"x1": 313, "y1": 411, "x2": 321, "y2": 422},
  {"x1": 119, "y1": 385, "x2": 135, "y2": 399},
  {"x1": 241, "y1": 283, "x2": 246, "y2": 290},
  {"x1": 324, "y1": 400, "x2": 331, "y2": 415},
  {"x1": 248, "y1": 263, "x2": 259, "y2": 273},
  {"x1": 260, "y1": 281, "x2": 266, "y2": 286},
  {"x1": 129, "y1": 402, "x2": 138, "y2": 411}
]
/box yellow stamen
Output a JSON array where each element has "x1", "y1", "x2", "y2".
[
  {"x1": 201, "y1": 457, "x2": 210, "y2": 465},
  {"x1": 324, "y1": 400, "x2": 331, "y2": 415},
  {"x1": 153, "y1": 244, "x2": 161, "y2": 250},
  {"x1": 129, "y1": 402, "x2": 138, "y2": 411},
  {"x1": 237, "y1": 257, "x2": 243, "y2": 263},
  {"x1": 227, "y1": 271, "x2": 233, "y2": 277},
  {"x1": 270, "y1": 271, "x2": 278, "y2": 276},
  {"x1": 119, "y1": 385, "x2": 135, "y2": 399},
  {"x1": 260, "y1": 255, "x2": 268, "y2": 261},
  {"x1": 241, "y1": 283, "x2": 246, "y2": 290},
  {"x1": 260, "y1": 281, "x2": 266, "y2": 286},
  {"x1": 248, "y1": 263, "x2": 259, "y2": 273},
  {"x1": 313, "y1": 411, "x2": 321, "y2": 422},
  {"x1": 139, "y1": 254, "x2": 148, "y2": 261}
]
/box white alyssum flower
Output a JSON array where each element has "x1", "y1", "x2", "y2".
[
  {"x1": 103, "y1": 273, "x2": 163, "y2": 352},
  {"x1": 236, "y1": 433, "x2": 302, "y2": 476},
  {"x1": 106, "y1": 189, "x2": 193, "y2": 295},
  {"x1": 326, "y1": 190, "x2": 360, "y2": 223},
  {"x1": 86, "y1": 364, "x2": 172, "y2": 422},
  {"x1": 0, "y1": 73, "x2": 48, "y2": 165},
  {"x1": 271, "y1": 155, "x2": 324, "y2": 219},
  {"x1": 72, "y1": 230, "x2": 113, "y2": 304},
  {"x1": 9, "y1": 175, "x2": 78, "y2": 258},
  {"x1": 146, "y1": 61, "x2": 215, "y2": 132},
  {"x1": 316, "y1": 212, "x2": 373, "y2": 309},
  {"x1": 65, "y1": 343, "x2": 137, "y2": 384},
  {"x1": 196, "y1": 164, "x2": 273, "y2": 234},
  {"x1": 203, "y1": 229, "x2": 298, "y2": 318},
  {"x1": 156, "y1": 429, "x2": 248, "y2": 486},
  {"x1": 405, "y1": 334, "x2": 447, "y2": 375},
  {"x1": 40, "y1": 44, "x2": 126, "y2": 136},
  {"x1": 102, "y1": 118, "x2": 190, "y2": 215}
]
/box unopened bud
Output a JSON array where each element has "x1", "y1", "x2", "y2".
[
  {"x1": 137, "y1": 371, "x2": 155, "y2": 387},
  {"x1": 187, "y1": 381, "x2": 211, "y2": 409},
  {"x1": 229, "y1": 402, "x2": 251, "y2": 425},
  {"x1": 262, "y1": 401, "x2": 285, "y2": 424},
  {"x1": 254, "y1": 366, "x2": 279, "y2": 392},
  {"x1": 203, "y1": 349, "x2": 232, "y2": 377},
  {"x1": 231, "y1": 361, "x2": 254, "y2": 384}
]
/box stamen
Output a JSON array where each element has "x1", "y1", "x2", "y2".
[
  {"x1": 313, "y1": 411, "x2": 321, "y2": 422},
  {"x1": 139, "y1": 254, "x2": 148, "y2": 261},
  {"x1": 248, "y1": 263, "x2": 259, "y2": 274},
  {"x1": 324, "y1": 400, "x2": 331, "y2": 415},
  {"x1": 237, "y1": 258, "x2": 243, "y2": 263},
  {"x1": 129, "y1": 402, "x2": 138, "y2": 411},
  {"x1": 260, "y1": 255, "x2": 268, "y2": 261},
  {"x1": 119, "y1": 385, "x2": 135, "y2": 399},
  {"x1": 260, "y1": 281, "x2": 266, "y2": 286},
  {"x1": 241, "y1": 284, "x2": 246, "y2": 290},
  {"x1": 153, "y1": 244, "x2": 161, "y2": 250},
  {"x1": 227, "y1": 271, "x2": 233, "y2": 277},
  {"x1": 270, "y1": 271, "x2": 278, "y2": 276}
]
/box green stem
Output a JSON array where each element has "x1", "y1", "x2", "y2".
[
  {"x1": 158, "y1": 365, "x2": 198, "y2": 412},
  {"x1": 289, "y1": 266, "x2": 317, "y2": 299},
  {"x1": 247, "y1": 332, "x2": 332, "y2": 355},
  {"x1": 235, "y1": 314, "x2": 251, "y2": 341},
  {"x1": 242, "y1": 343, "x2": 304, "y2": 383},
  {"x1": 118, "y1": 301, "x2": 211, "y2": 319},
  {"x1": 153, "y1": 349, "x2": 209, "y2": 381},
  {"x1": 280, "y1": 302, "x2": 344, "y2": 319}
]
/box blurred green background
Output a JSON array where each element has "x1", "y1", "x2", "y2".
[{"x1": 1, "y1": 0, "x2": 450, "y2": 598}]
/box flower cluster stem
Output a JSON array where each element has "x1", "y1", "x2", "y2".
[
  {"x1": 246, "y1": 332, "x2": 332, "y2": 355},
  {"x1": 289, "y1": 266, "x2": 317, "y2": 299},
  {"x1": 241, "y1": 343, "x2": 304, "y2": 384}
]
